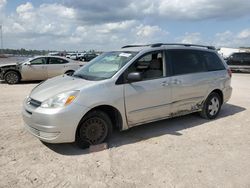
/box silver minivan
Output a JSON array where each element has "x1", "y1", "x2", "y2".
[{"x1": 22, "y1": 43, "x2": 232, "y2": 148}]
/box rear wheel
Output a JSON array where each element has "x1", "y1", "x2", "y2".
[
  {"x1": 4, "y1": 71, "x2": 20, "y2": 84},
  {"x1": 76, "y1": 110, "x2": 112, "y2": 149},
  {"x1": 199, "y1": 92, "x2": 222, "y2": 119}
]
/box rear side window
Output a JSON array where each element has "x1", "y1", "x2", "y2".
[
  {"x1": 48, "y1": 57, "x2": 68, "y2": 64},
  {"x1": 168, "y1": 50, "x2": 206, "y2": 75},
  {"x1": 244, "y1": 54, "x2": 250, "y2": 64},
  {"x1": 244, "y1": 54, "x2": 250, "y2": 59},
  {"x1": 201, "y1": 52, "x2": 225, "y2": 71}
]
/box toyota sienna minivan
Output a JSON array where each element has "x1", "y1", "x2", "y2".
[{"x1": 22, "y1": 43, "x2": 232, "y2": 148}]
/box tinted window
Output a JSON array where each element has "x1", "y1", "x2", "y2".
[
  {"x1": 48, "y1": 57, "x2": 68, "y2": 64},
  {"x1": 30, "y1": 58, "x2": 46, "y2": 65},
  {"x1": 227, "y1": 53, "x2": 250, "y2": 65},
  {"x1": 231, "y1": 53, "x2": 243, "y2": 60},
  {"x1": 201, "y1": 52, "x2": 225, "y2": 71},
  {"x1": 243, "y1": 53, "x2": 250, "y2": 62},
  {"x1": 168, "y1": 50, "x2": 206, "y2": 75}
]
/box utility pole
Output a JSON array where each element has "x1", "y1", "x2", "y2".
[{"x1": 0, "y1": 24, "x2": 3, "y2": 54}]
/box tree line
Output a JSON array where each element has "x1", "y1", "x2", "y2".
[
  {"x1": 0, "y1": 48, "x2": 98, "y2": 56},
  {"x1": 0, "y1": 48, "x2": 49, "y2": 56}
]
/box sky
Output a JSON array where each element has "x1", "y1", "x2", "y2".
[{"x1": 0, "y1": 0, "x2": 250, "y2": 51}]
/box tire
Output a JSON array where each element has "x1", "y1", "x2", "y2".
[
  {"x1": 4, "y1": 71, "x2": 20, "y2": 84},
  {"x1": 76, "y1": 110, "x2": 112, "y2": 149},
  {"x1": 199, "y1": 92, "x2": 222, "y2": 119},
  {"x1": 65, "y1": 70, "x2": 74, "y2": 76}
]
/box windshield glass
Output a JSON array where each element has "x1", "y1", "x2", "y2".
[
  {"x1": 17, "y1": 58, "x2": 32, "y2": 65},
  {"x1": 73, "y1": 51, "x2": 137, "y2": 81}
]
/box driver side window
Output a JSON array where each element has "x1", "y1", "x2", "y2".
[
  {"x1": 127, "y1": 51, "x2": 164, "y2": 80},
  {"x1": 30, "y1": 58, "x2": 46, "y2": 65}
]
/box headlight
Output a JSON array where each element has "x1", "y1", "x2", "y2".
[{"x1": 41, "y1": 90, "x2": 79, "y2": 108}]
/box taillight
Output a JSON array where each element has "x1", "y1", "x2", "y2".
[{"x1": 227, "y1": 68, "x2": 232, "y2": 78}]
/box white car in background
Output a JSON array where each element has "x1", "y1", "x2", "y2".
[
  {"x1": 66, "y1": 53, "x2": 86, "y2": 60},
  {"x1": 0, "y1": 56, "x2": 84, "y2": 84}
]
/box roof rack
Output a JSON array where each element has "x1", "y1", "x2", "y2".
[
  {"x1": 122, "y1": 43, "x2": 216, "y2": 50},
  {"x1": 121, "y1": 44, "x2": 151, "y2": 48},
  {"x1": 152, "y1": 43, "x2": 216, "y2": 50}
]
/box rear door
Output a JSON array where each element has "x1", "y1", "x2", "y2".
[
  {"x1": 167, "y1": 49, "x2": 211, "y2": 114},
  {"x1": 21, "y1": 57, "x2": 47, "y2": 80},
  {"x1": 47, "y1": 57, "x2": 69, "y2": 78},
  {"x1": 124, "y1": 51, "x2": 172, "y2": 126}
]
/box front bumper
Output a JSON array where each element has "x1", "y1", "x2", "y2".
[
  {"x1": 0, "y1": 69, "x2": 4, "y2": 80},
  {"x1": 22, "y1": 98, "x2": 90, "y2": 143}
]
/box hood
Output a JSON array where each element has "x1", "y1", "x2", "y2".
[
  {"x1": 30, "y1": 75, "x2": 96, "y2": 102},
  {"x1": 0, "y1": 63, "x2": 17, "y2": 68}
]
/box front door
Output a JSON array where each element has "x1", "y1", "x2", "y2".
[
  {"x1": 124, "y1": 51, "x2": 172, "y2": 126},
  {"x1": 21, "y1": 57, "x2": 47, "y2": 80}
]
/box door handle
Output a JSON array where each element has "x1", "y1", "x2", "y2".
[
  {"x1": 172, "y1": 79, "x2": 182, "y2": 85},
  {"x1": 161, "y1": 81, "x2": 169, "y2": 86}
]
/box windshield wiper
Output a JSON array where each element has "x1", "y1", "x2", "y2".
[{"x1": 73, "y1": 74, "x2": 89, "y2": 80}]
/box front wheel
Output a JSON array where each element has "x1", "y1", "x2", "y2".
[
  {"x1": 199, "y1": 92, "x2": 222, "y2": 119},
  {"x1": 4, "y1": 71, "x2": 20, "y2": 84},
  {"x1": 76, "y1": 111, "x2": 112, "y2": 149}
]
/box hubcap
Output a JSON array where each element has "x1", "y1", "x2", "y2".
[
  {"x1": 208, "y1": 97, "x2": 220, "y2": 116},
  {"x1": 6, "y1": 73, "x2": 18, "y2": 84},
  {"x1": 81, "y1": 118, "x2": 107, "y2": 144}
]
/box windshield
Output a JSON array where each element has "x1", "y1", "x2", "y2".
[
  {"x1": 73, "y1": 51, "x2": 137, "y2": 81},
  {"x1": 17, "y1": 58, "x2": 32, "y2": 65}
]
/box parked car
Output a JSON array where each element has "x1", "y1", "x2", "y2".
[
  {"x1": 22, "y1": 43, "x2": 232, "y2": 148},
  {"x1": 226, "y1": 52, "x2": 250, "y2": 72},
  {"x1": 81, "y1": 53, "x2": 98, "y2": 61},
  {"x1": 66, "y1": 53, "x2": 85, "y2": 60},
  {"x1": 0, "y1": 56, "x2": 84, "y2": 84}
]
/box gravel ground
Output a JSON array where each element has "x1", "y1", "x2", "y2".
[{"x1": 0, "y1": 73, "x2": 250, "y2": 187}]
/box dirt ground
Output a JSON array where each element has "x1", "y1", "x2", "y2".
[{"x1": 0, "y1": 73, "x2": 250, "y2": 188}]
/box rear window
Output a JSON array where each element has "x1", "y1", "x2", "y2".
[{"x1": 201, "y1": 52, "x2": 225, "y2": 71}]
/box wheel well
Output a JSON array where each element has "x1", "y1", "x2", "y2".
[
  {"x1": 4, "y1": 70, "x2": 21, "y2": 79},
  {"x1": 211, "y1": 89, "x2": 223, "y2": 103},
  {"x1": 65, "y1": 70, "x2": 74, "y2": 73},
  {"x1": 84, "y1": 105, "x2": 123, "y2": 131}
]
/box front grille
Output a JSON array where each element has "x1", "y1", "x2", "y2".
[{"x1": 28, "y1": 98, "x2": 42, "y2": 108}]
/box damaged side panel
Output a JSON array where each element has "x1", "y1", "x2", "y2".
[{"x1": 128, "y1": 101, "x2": 204, "y2": 128}]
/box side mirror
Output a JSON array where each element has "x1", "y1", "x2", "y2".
[
  {"x1": 25, "y1": 62, "x2": 31, "y2": 66},
  {"x1": 127, "y1": 72, "x2": 143, "y2": 83}
]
